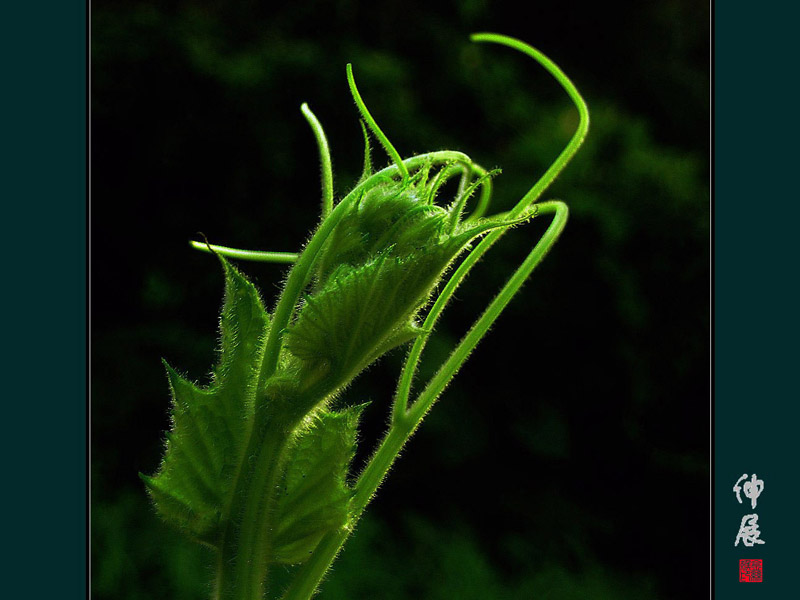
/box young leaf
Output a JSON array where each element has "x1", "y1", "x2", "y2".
[
  {"x1": 285, "y1": 248, "x2": 453, "y2": 391},
  {"x1": 141, "y1": 257, "x2": 269, "y2": 546},
  {"x1": 271, "y1": 405, "x2": 365, "y2": 564}
]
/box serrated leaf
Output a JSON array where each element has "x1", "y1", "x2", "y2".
[
  {"x1": 142, "y1": 257, "x2": 269, "y2": 545},
  {"x1": 285, "y1": 247, "x2": 456, "y2": 387},
  {"x1": 271, "y1": 405, "x2": 364, "y2": 564}
]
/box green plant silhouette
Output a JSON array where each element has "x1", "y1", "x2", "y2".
[{"x1": 143, "y1": 33, "x2": 589, "y2": 600}]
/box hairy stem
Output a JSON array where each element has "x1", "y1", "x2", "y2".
[
  {"x1": 408, "y1": 201, "x2": 567, "y2": 420},
  {"x1": 283, "y1": 201, "x2": 568, "y2": 600},
  {"x1": 215, "y1": 413, "x2": 292, "y2": 600},
  {"x1": 190, "y1": 241, "x2": 299, "y2": 263}
]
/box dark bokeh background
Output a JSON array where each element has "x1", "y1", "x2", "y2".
[{"x1": 92, "y1": 1, "x2": 709, "y2": 598}]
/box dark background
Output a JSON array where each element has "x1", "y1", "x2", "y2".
[{"x1": 92, "y1": 1, "x2": 709, "y2": 598}]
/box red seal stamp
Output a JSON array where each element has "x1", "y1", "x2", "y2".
[{"x1": 739, "y1": 559, "x2": 763, "y2": 582}]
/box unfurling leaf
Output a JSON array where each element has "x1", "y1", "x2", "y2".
[
  {"x1": 271, "y1": 405, "x2": 364, "y2": 563},
  {"x1": 141, "y1": 258, "x2": 269, "y2": 546},
  {"x1": 286, "y1": 250, "x2": 446, "y2": 387}
]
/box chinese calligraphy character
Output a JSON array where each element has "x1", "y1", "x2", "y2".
[
  {"x1": 734, "y1": 514, "x2": 766, "y2": 547},
  {"x1": 733, "y1": 473, "x2": 764, "y2": 509}
]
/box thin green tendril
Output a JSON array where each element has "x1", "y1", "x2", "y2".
[{"x1": 346, "y1": 63, "x2": 409, "y2": 184}]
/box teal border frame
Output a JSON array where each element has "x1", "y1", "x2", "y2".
[
  {"x1": 3, "y1": 4, "x2": 88, "y2": 597},
  {"x1": 715, "y1": 2, "x2": 799, "y2": 597}
]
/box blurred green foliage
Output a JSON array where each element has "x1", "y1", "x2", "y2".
[{"x1": 93, "y1": 1, "x2": 707, "y2": 598}]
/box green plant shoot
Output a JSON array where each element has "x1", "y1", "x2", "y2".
[{"x1": 142, "y1": 33, "x2": 589, "y2": 600}]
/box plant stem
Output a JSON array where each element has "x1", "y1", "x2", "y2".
[
  {"x1": 190, "y1": 241, "x2": 300, "y2": 263},
  {"x1": 408, "y1": 201, "x2": 568, "y2": 421},
  {"x1": 215, "y1": 416, "x2": 291, "y2": 600},
  {"x1": 282, "y1": 201, "x2": 568, "y2": 600}
]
